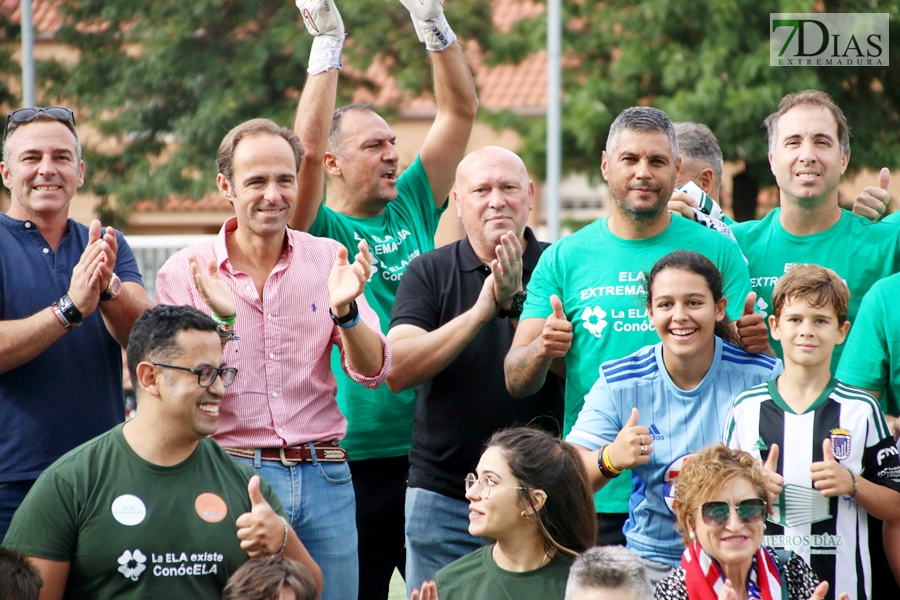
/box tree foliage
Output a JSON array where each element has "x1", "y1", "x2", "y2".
[
  {"x1": 28, "y1": 0, "x2": 900, "y2": 222},
  {"x1": 38, "y1": 0, "x2": 492, "y2": 219},
  {"x1": 486, "y1": 0, "x2": 900, "y2": 220}
]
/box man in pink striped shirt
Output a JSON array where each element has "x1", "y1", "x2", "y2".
[{"x1": 155, "y1": 118, "x2": 391, "y2": 600}]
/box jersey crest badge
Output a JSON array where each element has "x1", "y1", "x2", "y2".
[
  {"x1": 830, "y1": 428, "x2": 852, "y2": 461},
  {"x1": 662, "y1": 453, "x2": 697, "y2": 514}
]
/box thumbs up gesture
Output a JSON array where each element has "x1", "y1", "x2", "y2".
[
  {"x1": 735, "y1": 292, "x2": 772, "y2": 355},
  {"x1": 761, "y1": 443, "x2": 784, "y2": 510},
  {"x1": 539, "y1": 295, "x2": 573, "y2": 358},
  {"x1": 236, "y1": 475, "x2": 286, "y2": 557},
  {"x1": 608, "y1": 408, "x2": 653, "y2": 471},
  {"x1": 811, "y1": 439, "x2": 855, "y2": 498},
  {"x1": 852, "y1": 167, "x2": 891, "y2": 222}
]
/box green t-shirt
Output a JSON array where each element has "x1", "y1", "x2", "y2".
[
  {"x1": 435, "y1": 545, "x2": 571, "y2": 600},
  {"x1": 731, "y1": 209, "x2": 900, "y2": 371},
  {"x1": 520, "y1": 215, "x2": 751, "y2": 513},
  {"x1": 3, "y1": 425, "x2": 285, "y2": 600},
  {"x1": 836, "y1": 272, "x2": 900, "y2": 416},
  {"x1": 310, "y1": 156, "x2": 444, "y2": 460}
]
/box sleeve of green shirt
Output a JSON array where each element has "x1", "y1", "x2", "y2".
[
  {"x1": 836, "y1": 284, "x2": 889, "y2": 394},
  {"x1": 4, "y1": 471, "x2": 79, "y2": 561}
]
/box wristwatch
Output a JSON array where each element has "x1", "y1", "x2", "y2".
[
  {"x1": 499, "y1": 291, "x2": 527, "y2": 319},
  {"x1": 54, "y1": 294, "x2": 84, "y2": 329},
  {"x1": 100, "y1": 274, "x2": 121, "y2": 301},
  {"x1": 329, "y1": 300, "x2": 359, "y2": 326}
]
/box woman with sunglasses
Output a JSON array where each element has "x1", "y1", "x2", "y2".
[
  {"x1": 567, "y1": 251, "x2": 782, "y2": 584},
  {"x1": 411, "y1": 427, "x2": 596, "y2": 600},
  {"x1": 656, "y1": 444, "x2": 847, "y2": 600}
]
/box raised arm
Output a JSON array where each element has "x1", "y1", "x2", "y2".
[
  {"x1": 329, "y1": 240, "x2": 386, "y2": 377},
  {"x1": 289, "y1": 0, "x2": 344, "y2": 232},
  {"x1": 387, "y1": 274, "x2": 497, "y2": 392},
  {"x1": 504, "y1": 295, "x2": 571, "y2": 398},
  {"x1": 400, "y1": 0, "x2": 478, "y2": 206}
]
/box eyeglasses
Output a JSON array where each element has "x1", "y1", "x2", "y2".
[
  {"x1": 5, "y1": 107, "x2": 76, "y2": 139},
  {"x1": 699, "y1": 498, "x2": 766, "y2": 527},
  {"x1": 464, "y1": 473, "x2": 529, "y2": 499},
  {"x1": 152, "y1": 363, "x2": 238, "y2": 388}
]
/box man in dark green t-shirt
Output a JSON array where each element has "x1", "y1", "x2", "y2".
[
  {"x1": 2, "y1": 305, "x2": 321, "y2": 600},
  {"x1": 289, "y1": 0, "x2": 478, "y2": 596}
]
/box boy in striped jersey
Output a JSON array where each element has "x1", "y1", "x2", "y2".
[{"x1": 724, "y1": 265, "x2": 900, "y2": 600}]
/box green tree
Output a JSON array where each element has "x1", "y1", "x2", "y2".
[
  {"x1": 487, "y1": 0, "x2": 900, "y2": 220},
  {"x1": 39, "y1": 0, "x2": 492, "y2": 225}
]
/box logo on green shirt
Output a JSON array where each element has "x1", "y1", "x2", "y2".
[
  {"x1": 580, "y1": 305, "x2": 609, "y2": 338},
  {"x1": 117, "y1": 549, "x2": 147, "y2": 581}
]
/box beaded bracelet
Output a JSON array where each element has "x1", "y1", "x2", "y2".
[
  {"x1": 845, "y1": 468, "x2": 858, "y2": 499},
  {"x1": 277, "y1": 517, "x2": 289, "y2": 556}
]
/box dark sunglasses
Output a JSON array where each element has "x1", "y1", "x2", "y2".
[
  {"x1": 5, "y1": 107, "x2": 76, "y2": 139},
  {"x1": 699, "y1": 498, "x2": 766, "y2": 527}
]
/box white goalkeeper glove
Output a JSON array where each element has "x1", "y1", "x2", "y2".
[
  {"x1": 399, "y1": 0, "x2": 457, "y2": 51},
  {"x1": 296, "y1": 0, "x2": 345, "y2": 74}
]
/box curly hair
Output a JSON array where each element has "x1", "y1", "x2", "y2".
[
  {"x1": 487, "y1": 427, "x2": 598, "y2": 556},
  {"x1": 672, "y1": 444, "x2": 770, "y2": 546}
]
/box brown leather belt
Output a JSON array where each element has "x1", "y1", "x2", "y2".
[{"x1": 224, "y1": 442, "x2": 347, "y2": 466}]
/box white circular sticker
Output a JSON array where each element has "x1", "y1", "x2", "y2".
[{"x1": 111, "y1": 494, "x2": 146, "y2": 526}]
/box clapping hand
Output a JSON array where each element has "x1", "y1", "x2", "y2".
[
  {"x1": 490, "y1": 231, "x2": 523, "y2": 310},
  {"x1": 328, "y1": 240, "x2": 371, "y2": 315},
  {"x1": 188, "y1": 253, "x2": 236, "y2": 319}
]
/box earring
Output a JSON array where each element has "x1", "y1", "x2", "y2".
[
  {"x1": 689, "y1": 531, "x2": 696, "y2": 540},
  {"x1": 520, "y1": 510, "x2": 531, "y2": 520}
]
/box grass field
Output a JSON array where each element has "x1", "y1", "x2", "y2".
[{"x1": 388, "y1": 568, "x2": 407, "y2": 600}]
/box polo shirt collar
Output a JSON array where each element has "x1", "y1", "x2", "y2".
[
  {"x1": 214, "y1": 216, "x2": 295, "y2": 269},
  {"x1": 459, "y1": 226, "x2": 540, "y2": 272},
  {"x1": 0, "y1": 212, "x2": 72, "y2": 235}
]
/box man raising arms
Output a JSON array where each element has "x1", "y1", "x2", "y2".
[{"x1": 290, "y1": 0, "x2": 477, "y2": 596}]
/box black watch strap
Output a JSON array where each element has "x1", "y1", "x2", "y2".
[
  {"x1": 57, "y1": 294, "x2": 84, "y2": 327},
  {"x1": 499, "y1": 291, "x2": 527, "y2": 319},
  {"x1": 329, "y1": 300, "x2": 359, "y2": 326}
]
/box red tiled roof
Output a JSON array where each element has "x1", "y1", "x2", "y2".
[{"x1": 0, "y1": 0, "x2": 64, "y2": 38}]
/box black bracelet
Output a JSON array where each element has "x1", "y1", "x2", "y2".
[
  {"x1": 597, "y1": 444, "x2": 620, "y2": 479},
  {"x1": 57, "y1": 294, "x2": 83, "y2": 327},
  {"x1": 329, "y1": 300, "x2": 359, "y2": 326}
]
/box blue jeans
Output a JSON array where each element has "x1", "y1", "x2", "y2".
[
  {"x1": 0, "y1": 480, "x2": 35, "y2": 543},
  {"x1": 405, "y1": 487, "x2": 483, "y2": 597},
  {"x1": 232, "y1": 450, "x2": 358, "y2": 600}
]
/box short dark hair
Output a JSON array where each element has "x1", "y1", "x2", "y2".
[
  {"x1": 487, "y1": 428, "x2": 597, "y2": 557},
  {"x1": 565, "y1": 546, "x2": 653, "y2": 600},
  {"x1": 217, "y1": 118, "x2": 303, "y2": 187},
  {"x1": 764, "y1": 90, "x2": 850, "y2": 156},
  {"x1": 606, "y1": 106, "x2": 678, "y2": 162},
  {"x1": 126, "y1": 304, "x2": 219, "y2": 388},
  {"x1": 327, "y1": 103, "x2": 376, "y2": 154},
  {"x1": 222, "y1": 556, "x2": 317, "y2": 600},
  {"x1": 646, "y1": 250, "x2": 736, "y2": 344},
  {"x1": 0, "y1": 546, "x2": 43, "y2": 600},
  {"x1": 674, "y1": 122, "x2": 723, "y2": 190}
]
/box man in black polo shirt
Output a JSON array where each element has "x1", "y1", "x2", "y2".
[{"x1": 387, "y1": 146, "x2": 564, "y2": 594}]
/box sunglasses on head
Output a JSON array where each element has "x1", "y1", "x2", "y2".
[
  {"x1": 5, "y1": 107, "x2": 76, "y2": 139},
  {"x1": 699, "y1": 498, "x2": 766, "y2": 527}
]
